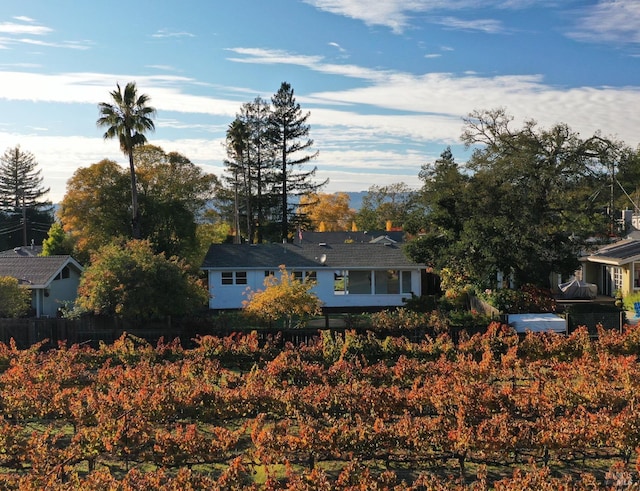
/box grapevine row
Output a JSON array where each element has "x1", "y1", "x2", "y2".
[{"x1": 0, "y1": 323, "x2": 637, "y2": 488}]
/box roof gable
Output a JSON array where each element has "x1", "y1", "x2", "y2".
[
  {"x1": 0, "y1": 256, "x2": 83, "y2": 288},
  {"x1": 201, "y1": 243, "x2": 424, "y2": 270}
]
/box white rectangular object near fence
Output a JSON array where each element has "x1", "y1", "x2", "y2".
[{"x1": 508, "y1": 313, "x2": 567, "y2": 333}]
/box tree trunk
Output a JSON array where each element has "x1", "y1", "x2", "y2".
[{"x1": 128, "y1": 151, "x2": 141, "y2": 239}]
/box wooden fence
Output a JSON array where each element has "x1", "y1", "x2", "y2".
[
  {"x1": 0, "y1": 316, "x2": 354, "y2": 350},
  {"x1": 0, "y1": 317, "x2": 184, "y2": 350}
]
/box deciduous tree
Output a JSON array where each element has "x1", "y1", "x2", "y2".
[
  {"x1": 58, "y1": 159, "x2": 131, "y2": 263},
  {"x1": 75, "y1": 239, "x2": 209, "y2": 319},
  {"x1": 59, "y1": 148, "x2": 219, "y2": 265},
  {"x1": 134, "y1": 145, "x2": 219, "y2": 262},
  {"x1": 0, "y1": 276, "x2": 31, "y2": 318},
  {"x1": 355, "y1": 183, "x2": 416, "y2": 232},
  {"x1": 298, "y1": 192, "x2": 356, "y2": 232},
  {"x1": 243, "y1": 265, "x2": 322, "y2": 328},
  {"x1": 407, "y1": 109, "x2": 614, "y2": 290}
]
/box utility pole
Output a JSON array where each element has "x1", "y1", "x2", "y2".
[{"x1": 21, "y1": 194, "x2": 27, "y2": 246}]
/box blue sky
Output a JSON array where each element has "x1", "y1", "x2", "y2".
[{"x1": 0, "y1": 0, "x2": 639, "y2": 203}]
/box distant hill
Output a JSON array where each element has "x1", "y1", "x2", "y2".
[{"x1": 345, "y1": 191, "x2": 367, "y2": 211}]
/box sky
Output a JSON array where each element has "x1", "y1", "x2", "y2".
[{"x1": 0, "y1": 0, "x2": 639, "y2": 203}]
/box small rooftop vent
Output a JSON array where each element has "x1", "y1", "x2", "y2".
[{"x1": 319, "y1": 242, "x2": 327, "y2": 246}]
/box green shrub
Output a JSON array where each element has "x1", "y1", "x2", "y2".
[
  {"x1": 403, "y1": 294, "x2": 438, "y2": 313},
  {"x1": 478, "y1": 284, "x2": 555, "y2": 314},
  {"x1": 369, "y1": 308, "x2": 429, "y2": 332},
  {"x1": 622, "y1": 291, "x2": 640, "y2": 311}
]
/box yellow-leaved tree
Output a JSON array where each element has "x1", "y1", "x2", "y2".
[
  {"x1": 0, "y1": 276, "x2": 31, "y2": 318},
  {"x1": 298, "y1": 192, "x2": 356, "y2": 232},
  {"x1": 243, "y1": 265, "x2": 322, "y2": 328}
]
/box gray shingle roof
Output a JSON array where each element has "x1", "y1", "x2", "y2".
[
  {"x1": 585, "y1": 239, "x2": 640, "y2": 266},
  {"x1": 201, "y1": 243, "x2": 424, "y2": 270},
  {"x1": 0, "y1": 256, "x2": 82, "y2": 288},
  {"x1": 0, "y1": 246, "x2": 43, "y2": 257}
]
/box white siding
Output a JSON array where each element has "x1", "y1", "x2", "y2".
[{"x1": 207, "y1": 268, "x2": 422, "y2": 310}]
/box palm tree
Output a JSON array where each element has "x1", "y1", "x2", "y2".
[{"x1": 97, "y1": 82, "x2": 156, "y2": 239}]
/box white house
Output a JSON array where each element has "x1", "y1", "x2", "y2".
[
  {"x1": 0, "y1": 251, "x2": 83, "y2": 317},
  {"x1": 201, "y1": 242, "x2": 427, "y2": 311}
]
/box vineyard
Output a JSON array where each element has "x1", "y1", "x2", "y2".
[{"x1": 0, "y1": 323, "x2": 640, "y2": 489}]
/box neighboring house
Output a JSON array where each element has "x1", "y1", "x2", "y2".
[
  {"x1": 0, "y1": 252, "x2": 83, "y2": 317},
  {"x1": 201, "y1": 242, "x2": 426, "y2": 311},
  {"x1": 580, "y1": 238, "x2": 640, "y2": 298},
  {"x1": 0, "y1": 245, "x2": 43, "y2": 257},
  {"x1": 298, "y1": 230, "x2": 404, "y2": 244}
]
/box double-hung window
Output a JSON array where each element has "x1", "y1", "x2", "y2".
[
  {"x1": 221, "y1": 271, "x2": 247, "y2": 285},
  {"x1": 294, "y1": 271, "x2": 317, "y2": 282}
]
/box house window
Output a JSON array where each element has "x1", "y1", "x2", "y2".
[
  {"x1": 348, "y1": 270, "x2": 371, "y2": 294},
  {"x1": 613, "y1": 267, "x2": 623, "y2": 292},
  {"x1": 401, "y1": 271, "x2": 412, "y2": 294},
  {"x1": 333, "y1": 270, "x2": 412, "y2": 295},
  {"x1": 221, "y1": 272, "x2": 247, "y2": 285},
  {"x1": 264, "y1": 270, "x2": 275, "y2": 278},
  {"x1": 334, "y1": 271, "x2": 346, "y2": 294},
  {"x1": 53, "y1": 266, "x2": 70, "y2": 281},
  {"x1": 293, "y1": 271, "x2": 317, "y2": 282},
  {"x1": 375, "y1": 270, "x2": 400, "y2": 294},
  {"x1": 634, "y1": 264, "x2": 640, "y2": 289}
]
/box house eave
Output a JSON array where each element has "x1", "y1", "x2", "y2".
[{"x1": 584, "y1": 255, "x2": 640, "y2": 267}]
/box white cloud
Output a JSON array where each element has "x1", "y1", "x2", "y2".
[
  {"x1": 222, "y1": 47, "x2": 640, "y2": 146},
  {"x1": 146, "y1": 64, "x2": 179, "y2": 72},
  {"x1": 0, "y1": 22, "x2": 51, "y2": 35},
  {"x1": 436, "y1": 16, "x2": 505, "y2": 33},
  {"x1": 303, "y1": 0, "x2": 552, "y2": 33},
  {"x1": 328, "y1": 41, "x2": 346, "y2": 52},
  {"x1": 14, "y1": 37, "x2": 91, "y2": 50},
  {"x1": 151, "y1": 29, "x2": 195, "y2": 39},
  {"x1": 569, "y1": 0, "x2": 640, "y2": 44},
  {"x1": 0, "y1": 132, "x2": 229, "y2": 203},
  {"x1": 0, "y1": 71, "x2": 241, "y2": 116},
  {"x1": 1, "y1": 41, "x2": 639, "y2": 201},
  {"x1": 0, "y1": 18, "x2": 90, "y2": 50},
  {"x1": 226, "y1": 47, "x2": 391, "y2": 82}
]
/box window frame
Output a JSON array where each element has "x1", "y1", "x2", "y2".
[{"x1": 221, "y1": 271, "x2": 247, "y2": 285}]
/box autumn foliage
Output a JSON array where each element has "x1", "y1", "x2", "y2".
[
  {"x1": 1, "y1": 323, "x2": 640, "y2": 488},
  {"x1": 243, "y1": 265, "x2": 322, "y2": 328}
]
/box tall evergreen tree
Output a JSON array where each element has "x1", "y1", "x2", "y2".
[
  {"x1": 223, "y1": 97, "x2": 279, "y2": 243},
  {"x1": 269, "y1": 82, "x2": 324, "y2": 241},
  {"x1": 0, "y1": 145, "x2": 52, "y2": 248},
  {"x1": 0, "y1": 146, "x2": 50, "y2": 209}
]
